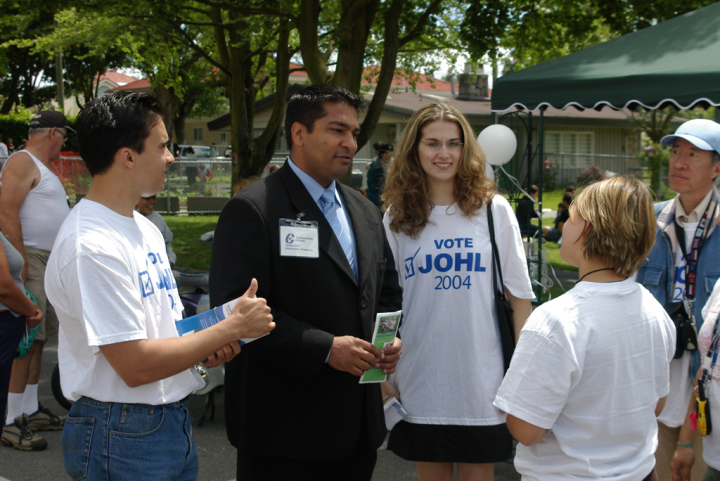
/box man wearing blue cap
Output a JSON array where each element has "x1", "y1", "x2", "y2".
[{"x1": 636, "y1": 119, "x2": 720, "y2": 480}]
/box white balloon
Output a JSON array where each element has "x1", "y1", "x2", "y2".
[
  {"x1": 485, "y1": 161, "x2": 495, "y2": 182},
  {"x1": 477, "y1": 124, "x2": 517, "y2": 166}
]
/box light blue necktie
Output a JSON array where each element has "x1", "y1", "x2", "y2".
[{"x1": 320, "y1": 189, "x2": 357, "y2": 279}]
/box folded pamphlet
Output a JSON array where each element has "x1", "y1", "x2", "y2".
[
  {"x1": 383, "y1": 396, "x2": 408, "y2": 431},
  {"x1": 359, "y1": 310, "x2": 402, "y2": 384},
  {"x1": 175, "y1": 297, "x2": 266, "y2": 345}
]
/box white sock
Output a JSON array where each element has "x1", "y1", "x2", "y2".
[
  {"x1": 5, "y1": 392, "x2": 24, "y2": 426},
  {"x1": 22, "y1": 384, "x2": 39, "y2": 415}
]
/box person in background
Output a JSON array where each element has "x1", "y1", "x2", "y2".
[
  {"x1": 516, "y1": 185, "x2": 539, "y2": 238},
  {"x1": 542, "y1": 191, "x2": 573, "y2": 243},
  {"x1": 495, "y1": 176, "x2": 674, "y2": 481},
  {"x1": 6, "y1": 139, "x2": 14, "y2": 154},
  {"x1": 367, "y1": 144, "x2": 394, "y2": 209},
  {"x1": 136, "y1": 195, "x2": 177, "y2": 269},
  {"x1": 636, "y1": 119, "x2": 720, "y2": 481},
  {"x1": 0, "y1": 235, "x2": 43, "y2": 450},
  {"x1": 0, "y1": 135, "x2": 8, "y2": 159},
  {"x1": 0, "y1": 111, "x2": 73, "y2": 450},
  {"x1": 366, "y1": 141, "x2": 384, "y2": 186},
  {"x1": 382, "y1": 102, "x2": 533, "y2": 481}
]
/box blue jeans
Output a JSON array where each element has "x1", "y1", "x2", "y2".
[{"x1": 62, "y1": 396, "x2": 198, "y2": 481}]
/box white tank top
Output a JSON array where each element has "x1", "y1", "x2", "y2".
[{"x1": 2, "y1": 150, "x2": 70, "y2": 251}]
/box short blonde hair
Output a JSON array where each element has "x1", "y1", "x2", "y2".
[
  {"x1": 383, "y1": 103, "x2": 495, "y2": 237},
  {"x1": 571, "y1": 176, "x2": 656, "y2": 278}
]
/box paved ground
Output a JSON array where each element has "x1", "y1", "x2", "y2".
[{"x1": 0, "y1": 336, "x2": 527, "y2": 480}]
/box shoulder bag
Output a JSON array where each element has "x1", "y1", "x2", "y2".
[{"x1": 487, "y1": 200, "x2": 516, "y2": 374}]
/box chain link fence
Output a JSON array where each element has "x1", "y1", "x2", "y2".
[
  {"x1": 6, "y1": 156, "x2": 376, "y2": 214},
  {"x1": 544, "y1": 152, "x2": 646, "y2": 187}
]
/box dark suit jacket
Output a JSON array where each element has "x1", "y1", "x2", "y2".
[{"x1": 210, "y1": 162, "x2": 403, "y2": 460}]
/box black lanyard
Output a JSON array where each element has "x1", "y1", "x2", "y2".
[{"x1": 675, "y1": 200, "x2": 713, "y2": 301}]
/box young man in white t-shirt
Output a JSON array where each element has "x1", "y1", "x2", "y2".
[
  {"x1": 44, "y1": 91, "x2": 275, "y2": 480},
  {"x1": 494, "y1": 177, "x2": 675, "y2": 481}
]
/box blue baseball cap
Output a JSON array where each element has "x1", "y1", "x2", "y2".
[{"x1": 661, "y1": 119, "x2": 720, "y2": 155}]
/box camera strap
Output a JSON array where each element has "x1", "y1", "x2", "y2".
[{"x1": 674, "y1": 199, "x2": 713, "y2": 310}]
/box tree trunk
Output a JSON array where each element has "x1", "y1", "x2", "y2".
[
  {"x1": 298, "y1": 0, "x2": 331, "y2": 85},
  {"x1": 228, "y1": 11, "x2": 254, "y2": 186},
  {"x1": 356, "y1": 0, "x2": 404, "y2": 151},
  {"x1": 154, "y1": 83, "x2": 180, "y2": 143},
  {"x1": 332, "y1": 0, "x2": 380, "y2": 93},
  {"x1": 174, "y1": 115, "x2": 187, "y2": 144},
  {"x1": 250, "y1": 19, "x2": 292, "y2": 177}
]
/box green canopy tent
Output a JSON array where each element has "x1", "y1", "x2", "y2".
[{"x1": 491, "y1": 2, "x2": 720, "y2": 113}]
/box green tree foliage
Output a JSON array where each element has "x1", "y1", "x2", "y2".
[
  {"x1": 60, "y1": 45, "x2": 128, "y2": 110},
  {"x1": 0, "y1": 0, "x2": 62, "y2": 113},
  {"x1": 297, "y1": 0, "x2": 460, "y2": 152},
  {"x1": 460, "y1": 0, "x2": 718, "y2": 73}
]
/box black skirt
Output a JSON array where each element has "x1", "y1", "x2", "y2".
[{"x1": 387, "y1": 420, "x2": 513, "y2": 464}]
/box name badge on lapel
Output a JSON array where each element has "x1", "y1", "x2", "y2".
[{"x1": 280, "y1": 217, "x2": 319, "y2": 258}]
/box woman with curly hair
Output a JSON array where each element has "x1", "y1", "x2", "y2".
[{"x1": 381, "y1": 103, "x2": 534, "y2": 481}]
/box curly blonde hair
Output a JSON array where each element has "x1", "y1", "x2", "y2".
[{"x1": 383, "y1": 103, "x2": 495, "y2": 237}]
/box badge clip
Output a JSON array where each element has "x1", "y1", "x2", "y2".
[{"x1": 296, "y1": 212, "x2": 305, "y2": 221}]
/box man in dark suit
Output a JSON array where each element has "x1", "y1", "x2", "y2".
[{"x1": 210, "y1": 85, "x2": 403, "y2": 481}]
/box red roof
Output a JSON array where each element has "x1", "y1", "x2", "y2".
[
  {"x1": 289, "y1": 62, "x2": 308, "y2": 77},
  {"x1": 113, "y1": 78, "x2": 152, "y2": 90},
  {"x1": 361, "y1": 66, "x2": 453, "y2": 91},
  {"x1": 110, "y1": 64, "x2": 456, "y2": 94},
  {"x1": 99, "y1": 71, "x2": 140, "y2": 86}
]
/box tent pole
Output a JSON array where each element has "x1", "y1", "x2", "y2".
[{"x1": 538, "y1": 109, "x2": 544, "y2": 303}]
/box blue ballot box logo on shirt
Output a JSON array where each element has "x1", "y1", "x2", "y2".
[{"x1": 403, "y1": 239, "x2": 487, "y2": 290}]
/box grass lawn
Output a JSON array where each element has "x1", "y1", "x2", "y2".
[
  {"x1": 165, "y1": 215, "x2": 218, "y2": 270},
  {"x1": 165, "y1": 188, "x2": 581, "y2": 273}
]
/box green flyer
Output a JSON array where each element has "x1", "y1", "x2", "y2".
[{"x1": 359, "y1": 310, "x2": 402, "y2": 384}]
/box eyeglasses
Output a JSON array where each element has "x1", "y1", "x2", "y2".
[
  {"x1": 54, "y1": 129, "x2": 66, "y2": 140},
  {"x1": 419, "y1": 140, "x2": 464, "y2": 150}
]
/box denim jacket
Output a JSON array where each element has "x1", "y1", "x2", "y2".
[{"x1": 636, "y1": 194, "x2": 720, "y2": 377}]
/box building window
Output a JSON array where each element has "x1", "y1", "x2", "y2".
[
  {"x1": 545, "y1": 132, "x2": 594, "y2": 168},
  {"x1": 193, "y1": 128, "x2": 203, "y2": 141},
  {"x1": 220, "y1": 133, "x2": 226, "y2": 144}
]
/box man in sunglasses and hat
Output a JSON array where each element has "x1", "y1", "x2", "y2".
[{"x1": 0, "y1": 111, "x2": 74, "y2": 450}]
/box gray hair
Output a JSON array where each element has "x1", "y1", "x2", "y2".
[{"x1": 28, "y1": 127, "x2": 51, "y2": 138}]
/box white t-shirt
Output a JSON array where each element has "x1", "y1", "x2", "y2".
[
  {"x1": 699, "y1": 278, "x2": 720, "y2": 470},
  {"x1": 660, "y1": 222, "x2": 699, "y2": 427},
  {"x1": 494, "y1": 279, "x2": 675, "y2": 481},
  {"x1": 383, "y1": 196, "x2": 534, "y2": 426},
  {"x1": 45, "y1": 200, "x2": 203, "y2": 404}
]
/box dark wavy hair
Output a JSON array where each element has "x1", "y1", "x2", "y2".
[
  {"x1": 76, "y1": 91, "x2": 164, "y2": 176},
  {"x1": 383, "y1": 103, "x2": 495, "y2": 237}
]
